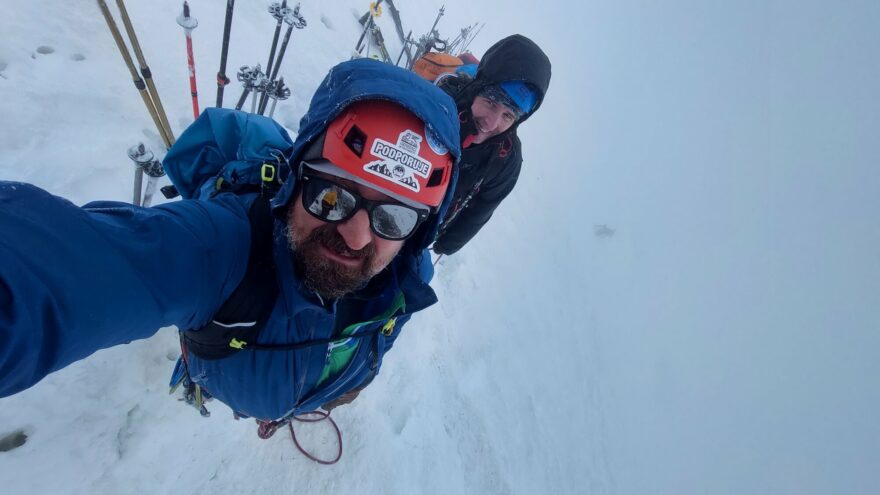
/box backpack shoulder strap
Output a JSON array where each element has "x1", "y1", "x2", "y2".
[{"x1": 181, "y1": 195, "x2": 279, "y2": 359}]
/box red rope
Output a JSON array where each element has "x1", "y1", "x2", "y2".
[{"x1": 288, "y1": 411, "x2": 343, "y2": 465}]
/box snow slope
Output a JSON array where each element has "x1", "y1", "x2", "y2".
[{"x1": 2, "y1": 1, "x2": 879, "y2": 494}]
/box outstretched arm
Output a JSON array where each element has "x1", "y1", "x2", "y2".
[{"x1": 0, "y1": 182, "x2": 251, "y2": 397}]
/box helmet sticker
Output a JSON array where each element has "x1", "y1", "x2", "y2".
[
  {"x1": 363, "y1": 130, "x2": 432, "y2": 192},
  {"x1": 425, "y1": 125, "x2": 448, "y2": 156}
]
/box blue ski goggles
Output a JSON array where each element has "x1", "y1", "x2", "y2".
[{"x1": 299, "y1": 174, "x2": 430, "y2": 240}]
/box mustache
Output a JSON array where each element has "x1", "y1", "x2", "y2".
[
  {"x1": 290, "y1": 222, "x2": 378, "y2": 300},
  {"x1": 310, "y1": 224, "x2": 375, "y2": 260}
]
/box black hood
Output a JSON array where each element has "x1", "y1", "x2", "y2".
[{"x1": 455, "y1": 34, "x2": 552, "y2": 127}]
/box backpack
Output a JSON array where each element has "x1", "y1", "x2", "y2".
[
  {"x1": 162, "y1": 108, "x2": 294, "y2": 201},
  {"x1": 161, "y1": 108, "x2": 291, "y2": 359},
  {"x1": 412, "y1": 52, "x2": 463, "y2": 82}
]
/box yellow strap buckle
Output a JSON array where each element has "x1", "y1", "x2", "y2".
[
  {"x1": 261, "y1": 163, "x2": 276, "y2": 183},
  {"x1": 229, "y1": 338, "x2": 247, "y2": 350},
  {"x1": 381, "y1": 317, "x2": 397, "y2": 336}
]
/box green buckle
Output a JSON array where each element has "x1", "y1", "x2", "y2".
[
  {"x1": 261, "y1": 163, "x2": 276, "y2": 183},
  {"x1": 381, "y1": 318, "x2": 397, "y2": 336},
  {"x1": 229, "y1": 338, "x2": 247, "y2": 350}
]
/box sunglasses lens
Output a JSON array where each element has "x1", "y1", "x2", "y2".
[
  {"x1": 301, "y1": 174, "x2": 425, "y2": 240},
  {"x1": 304, "y1": 179, "x2": 357, "y2": 222},
  {"x1": 371, "y1": 204, "x2": 421, "y2": 240}
]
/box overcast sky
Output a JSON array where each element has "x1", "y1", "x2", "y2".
[{"x1": 465, "y1": 1, "x2": 880, "y2": 493}]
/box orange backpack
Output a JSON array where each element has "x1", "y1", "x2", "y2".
[{"x1": 412, "y1": 52, "x2": 464, "y2": 82}]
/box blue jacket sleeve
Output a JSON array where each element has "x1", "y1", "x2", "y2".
[{"x1": 0, "y1": 181, "x2": 251, "y2": 397}]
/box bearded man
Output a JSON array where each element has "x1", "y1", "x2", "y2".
[{"x1": 0, "y1": 59, "x2": 460, "y2": 434}]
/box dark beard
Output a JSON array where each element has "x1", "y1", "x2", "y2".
[{"x1": 290, "y1": 224, "x2": 378, "y2": 300}]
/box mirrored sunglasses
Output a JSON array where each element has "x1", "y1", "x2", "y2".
[{"x1": 300, "y1": 174, "x2": 429, "y2": 240}]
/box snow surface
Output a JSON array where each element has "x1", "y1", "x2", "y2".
[{"x1": 1, "y1": 1, "x2": 879, "y2": 494}]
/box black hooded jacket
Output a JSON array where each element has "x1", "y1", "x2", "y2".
[{"x1": 432, "y1": 34, "x2": 551, "y2": 255}]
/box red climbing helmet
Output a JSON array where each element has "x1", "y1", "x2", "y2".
[{"x1": 303, "y1": 100, "x2": 454, "y2": 208}]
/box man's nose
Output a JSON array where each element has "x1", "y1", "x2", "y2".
[
  {"x1": 483, "y1": 109, "x2": 503, "y2": 131},
  {"x1": 336, "y1": 209, "x2": 372, "y2": 251}
]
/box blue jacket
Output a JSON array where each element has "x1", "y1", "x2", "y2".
[{"x1": 0, "y1": 59, "x2": 461, "y2": 421}]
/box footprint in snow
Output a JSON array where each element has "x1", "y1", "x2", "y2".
[
  {"x1": 71, "y1": 53, "x2": 87, "y2": 62},
  {"x1": 0, "y1": 429, "x2": 28, "y2": 452},
  {"x1": 320, "y1": 14, "x2": 334, "y2": 30},
  {"x1": 31, "y1": 45, "x2": 55, "y2": 59}
]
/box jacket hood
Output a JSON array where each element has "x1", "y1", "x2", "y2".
[
  {"x1": 463, "y1": 34, "x2": 552, "y2": 127},
  {"x1": 271, "y1": 58, "x2": 462, "y2": 250}
]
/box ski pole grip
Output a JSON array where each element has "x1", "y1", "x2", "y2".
[{"x1": 177, "y1": 2, "x2": 199, "y2": 30}]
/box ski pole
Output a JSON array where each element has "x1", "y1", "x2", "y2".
[
  {"x1": 267, "y1": 77, "x2": 291, "y2": 118},
  {"x1": 127, "y1": 143, "x2": 150, "y2": 205},
  {"x1": 259, "y1": 4, "x2": 306, "y2": 115},
  {"x1": 354, "y1": 16, "x2": 372, "y2": 57},
  {"x1": 256, "y1": 1, "x2": 287, "y2": 113},
  {"x1": 234, "y1": 89, "x2": 249, "y2": 111},
  {"x1": 234, "y1": 64, "x2": 262, "y2": 111},
  {"x1": 234, "y1": 70, "x2": 251, "y2": 111},
  {"x1": 251, "y1": 70, "x2": 269, "y2": 114},
  {"x1": 114, "y1": 0, "x2": 175, "y2": 145},
  {"x1": 451, "y1": 24, "x2": 477, "y2": 54},
  {"x1": 140, "y1": 157, "x2": 166, "y2": 207},
  {"x1": 355, "y1": 1, "x2": 383, "y2": 56},
  {"x1": 395, "y1": 30, "x2": 411, "y2": 66},
  {"x1": 426, "y1": 5, "x2": 445, "y2": 43},
  {"x1": 373, "y1": 23, "x2": 391, "y2": 62},
  {"x1": 215, "y1": 0, "x2": 235, "y2": 107},
  {"x1": 127, "y1": 143, "x2": 166, "y2": 207},
  {"x1": 460, "y1": 23, "x2": 484, "y2": 54},
  {"x1": 273, "y1": 4, "x2": 307, "y2": 82},
  {"x1": 383, "y1": 0, "x2": 406, "y2": 45},
  {"x1": 447, "y1": 28, "x2": 465, "y2": 54},
  {"x1": 97, "y1": 0, "x2": 173, "y2": 149},
  {"x1": 411, "y1": 5, "x2": 445, "y2": 62},
  {"x1": 177, "y1": 1, "x2": 199, "y2": 120},
  {"x1": 132, "y1": 165, "x2": 144, "y2": 205},
  {"x1": 265, "y1": 1, "x2": 287, "y2": 81}
]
